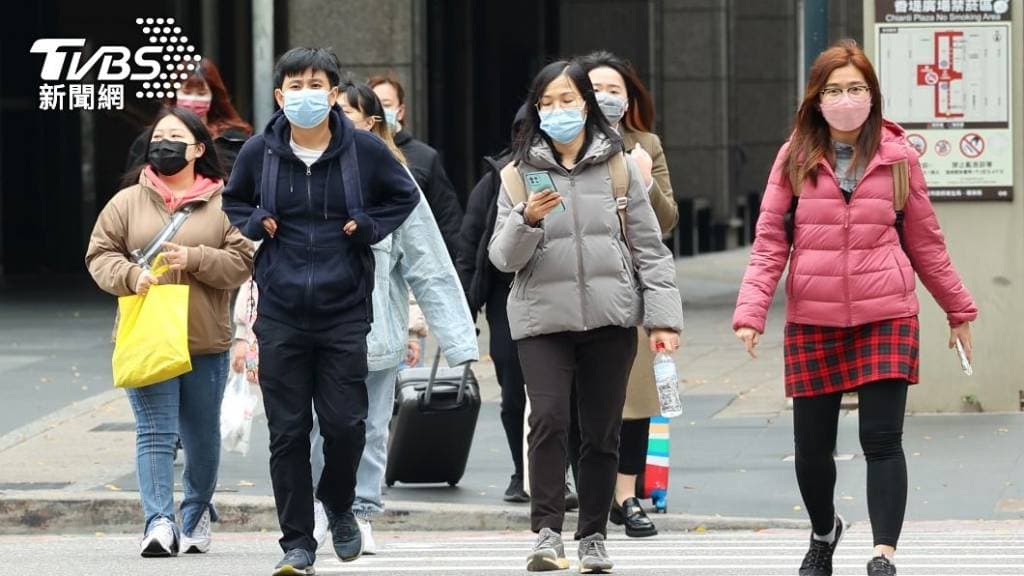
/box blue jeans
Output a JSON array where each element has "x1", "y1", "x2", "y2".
[
  {"x1": 311, "y1": 365, "x2": 399, "y2": 517},
  {"x1": 126, "y1": 352, "x2": 228, "y2": 534}
]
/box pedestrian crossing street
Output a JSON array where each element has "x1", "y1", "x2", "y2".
[{"x1": 316, "y1": 527, "x2": 1024, "y2": 575}]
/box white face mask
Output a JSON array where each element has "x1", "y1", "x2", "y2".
[
  {"x1": 595, "y1": 92, "x2": 627, "y2": 126},
  {"x1": 384, "y1": 108, "x2": 400, "y2": 131}
]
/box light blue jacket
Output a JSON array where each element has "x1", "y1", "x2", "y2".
[{"x1": 366, "y1": 189, "x2": 479, "y2": 372}]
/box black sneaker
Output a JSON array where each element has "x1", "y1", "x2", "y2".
[
  {"x1": 273, "y1": 548, "x2": 315, "y2": 576},
  {"x1": 504, "y1": 475, "x2": 530, "y2": 503},
  {"x1": 324, "y1": 505, "x2": 362, "y2": 562},
  {"x1": 867, "y1": 555, "x2": 897, "y2": 576},
  {"x1": 564, "y1": 483, "x2": 579, "y2": 512},
  {"x1": 799, "y1": 515, "x2": 846, "y2": 576}
]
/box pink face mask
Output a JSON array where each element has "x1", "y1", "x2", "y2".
[
  {"x1": 177, "y1": 93, "x2": 212, "y2": 117},
  {"x1": 820, "y1": 95, "x2": 871, "y2": 132}
]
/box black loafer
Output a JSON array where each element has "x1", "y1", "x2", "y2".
[{"x1": 609, "y1": 497, "x2": 658, "y2": 538}]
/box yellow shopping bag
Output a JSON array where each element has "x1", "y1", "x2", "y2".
[{"x1": 111, "y1": 255, "x2": 192, "y2": 388}]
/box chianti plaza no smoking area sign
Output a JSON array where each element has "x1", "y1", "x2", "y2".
[{"x1": 874, "y1": 0, "x2": 1014, "y2": 201}]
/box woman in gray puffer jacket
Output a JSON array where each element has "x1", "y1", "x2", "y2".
[{"x1": 489, "y1": 60, "x2": 683, "y2": 573}]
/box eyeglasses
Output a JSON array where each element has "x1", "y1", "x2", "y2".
[
  {"x1": 820, "y1": 85, "x2": 870, "y2": 103},
  {"x1": 536, "y1": 97, "x2": 584, "y2": 114}
]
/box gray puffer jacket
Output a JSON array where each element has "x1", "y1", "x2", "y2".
[{"x1": 488, "y1": 132, "x2": 684, "y2": 341}]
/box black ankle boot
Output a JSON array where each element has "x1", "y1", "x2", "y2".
[{"x1": 609, "y1": 497, "x2": 658, "y2": 538}]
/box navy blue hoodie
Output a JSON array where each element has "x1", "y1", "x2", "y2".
[{"x1": 223, "y1": 108, "x2": 419, "y2": 330}]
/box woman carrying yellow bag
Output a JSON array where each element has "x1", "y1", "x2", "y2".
[{"x1": 86, "y1": 108, "x2": 253, "y2": 559}]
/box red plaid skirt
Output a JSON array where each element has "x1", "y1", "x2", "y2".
[{"x1": 784, "y1": 316, "x2": 920, "y2": 398}]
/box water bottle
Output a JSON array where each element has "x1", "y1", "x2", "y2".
[{"x1": 653, "y1": 343, "x2": 682, "y2": 418}]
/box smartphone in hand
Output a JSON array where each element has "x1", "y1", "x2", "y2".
[
  {"x1": 955, "y1": 338, "x2": 973, "y2": 376},
  {"x1": 525, "y1": 171, "x2": 565, "y2": 214}
]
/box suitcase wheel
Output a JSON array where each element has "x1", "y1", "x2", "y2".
[
  {"x1": 447, "y1": 480, "x2": 458, "y2": 487},
  {"x1": 386, "y1": 481, "x2": 395, "y2": 488},
  {"x1": 651, "y1": 489, "x2": 668, "y2": 513}
]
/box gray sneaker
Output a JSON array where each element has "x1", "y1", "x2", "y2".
[
  {"x1": 272, "y1": 548, "x2": 315, "y2": 576},
  {"x1": 526, "y1": 527, "x2": 570, "y2": 571},
  {"x1": 578, "y1": 533, "x2": 613, "y2": 574}
]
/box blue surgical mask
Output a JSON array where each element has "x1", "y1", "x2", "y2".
[
  {"x1": 383, "y1": 107, "x2": 400, "y2": 131},
  {"x1": 283, "y1": 89, "x2": 331, "y2": 129},
  {"x1": 595, "y1": 92, "x2": 627, "y2": 127},
  {"x1": 539, "y1": 108, "x2": 586, "y2": 144}
]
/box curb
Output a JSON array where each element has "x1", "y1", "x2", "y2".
[{"x1": 0, "y1": 491, "x2": 810, "y2": 534}]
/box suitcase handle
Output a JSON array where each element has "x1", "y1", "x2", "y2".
[{"x1": 423, "y1": 348, "x2": 473, "y2": 409}]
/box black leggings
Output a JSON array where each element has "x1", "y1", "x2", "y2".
[
  {"x1": 793, "y1": 379, "x2": 908, "y2": 548},
  {"x1": 617, "y1": 418, "x2": 650, "y2": 476},
  {"x1": 486, "y1": 285, "x2": 527, "y2": 478}
]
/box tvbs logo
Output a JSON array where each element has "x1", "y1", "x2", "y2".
[
  {"x1": 31, "y1": 38, "x2": 162, "y2": 82},
  {"x1": 31, "y1": 17, "x2": 202, "y2": 110}
]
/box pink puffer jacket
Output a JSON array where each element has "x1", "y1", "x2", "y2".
[{"x1": 733, "y1": 120, "x2": 977, "y2": 333}]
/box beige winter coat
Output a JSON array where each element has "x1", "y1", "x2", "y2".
[
  {"x1": 85, "y1": 172, "x2": 254, "y2": 355},
  {"x1": 621, "y1": 127, "x2": 679, "y2": 420}
]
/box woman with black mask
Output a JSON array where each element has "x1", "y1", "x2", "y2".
[{"x1": 87, "y1": 107, "x2": 253, "y2": 558}]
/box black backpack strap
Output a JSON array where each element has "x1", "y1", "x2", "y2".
[
  {"x1": 339, "y1": 142, "x2": 364, "y2": 218},
  {"x1": 260, "y1": 146, "x2": 280, "y2": 216},
  {"x1": 783, "y1": 194, "x2": 799, "y2": 245}
]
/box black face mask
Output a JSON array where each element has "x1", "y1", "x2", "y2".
[{"x1": 148, "y1": 140, "x2": 192, "y2": 176}]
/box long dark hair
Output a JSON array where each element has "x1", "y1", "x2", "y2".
[
  {"x1": 339, "y1": 78, "x2": 406, "y2": 164},
  {"x1": 785, "y1": 39, "x2": 883, "y2": 193},
  {"x1": 577, "y1": 50, "x2": 656, "y2": 133},
  {"x1": 512, "y1": 60, "x2": 621, "y2": 165},
  {"x1": 176, "y1": 58, "x2": 252, "y2": 138},
  {"x1": 121, "y1": 107, "x2": 226, "y2": 188}
]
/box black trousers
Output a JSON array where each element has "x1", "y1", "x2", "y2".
[
  {"x1": 569, "y1": 406, "x2": 649, "y2": 479},
  {"x1": 517, "y1": 325, "x2": 637, "y2": 537},
  {"x1": 793, "y1": 379, "x2": 908, "y2": 548},
  {"x1": 255, "y1": 314, "x2": 370, "y2": 553},
  {"x1": 486, "y1": 284, "x2": 527, "y2": 478}
]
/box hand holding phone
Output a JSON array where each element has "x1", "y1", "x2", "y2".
[
  {"x1": 524, "y1": 171, "x2": 565, "y2": 225},
  {"x1": 955, "y1": 338, "x2": 973, "y2": 376},
  {"x1": 949, "y1": 323, "x2": 973, "y2": 376}
]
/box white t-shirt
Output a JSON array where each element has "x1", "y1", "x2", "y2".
[{"x1": 290, "y1": 138, "x2": 324, "y2": 167}]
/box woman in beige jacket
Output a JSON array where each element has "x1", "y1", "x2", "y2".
[
  {"x1": 86, "y1": 108, "x2": 253, "y2": 558},
  {"x1": 581, "y1": 51, "x2": 679, "y2": 538}
]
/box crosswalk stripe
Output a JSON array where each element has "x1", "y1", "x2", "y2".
[
  {"x1": 319, "y1": 561, "x2": 1024, "y2": 569},
  {"x1": 321, "y1": 549, "x2": 1024, "y2": 557}
]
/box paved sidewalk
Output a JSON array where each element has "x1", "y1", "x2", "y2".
[{"x1": 1, "y1": 250, "x2": 1021, "y2": 534}]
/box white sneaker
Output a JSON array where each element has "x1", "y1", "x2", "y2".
[
  {"x1": 140, "y1": 517, "x2": 179, "y2": 557},
  {"x1": 181, "y1": 508, "x2": 212, "y2": 554},
  {"x1": 313, "y1": 500, "x2": 329, "y2": 550},
  {"x1": 356, "y1": 517, "x2": 377, "y2": 555}
]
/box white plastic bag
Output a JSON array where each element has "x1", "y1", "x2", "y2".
[{"x1": 220, "y1": 371, "x2": 258, "y2": 455}]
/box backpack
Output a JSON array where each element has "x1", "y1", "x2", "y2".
[
  {"x1": 498, "y1": 153, "x2": 632, "y2": 248},
  {"x1": 784, "y1": 159, "x2": 910, "y2": 246}
]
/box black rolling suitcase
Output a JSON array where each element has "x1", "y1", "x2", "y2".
[{"x1": 385, "y1": 351, "x2": 479, "y2": 487}]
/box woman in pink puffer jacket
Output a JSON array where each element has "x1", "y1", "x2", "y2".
[{"x1": 733, "y1": 40, "x2": 977, "y2": 576}]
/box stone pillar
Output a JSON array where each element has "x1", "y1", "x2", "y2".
[
  {"x1": 286, "y1": 0, "x2": 425, "y2": 136},
  {"x1": 729, "y1": 0, "x2": 799, "y2": 223},
  {"x1": 659, "y1": 1, "x2": 732, "y2": 225}
]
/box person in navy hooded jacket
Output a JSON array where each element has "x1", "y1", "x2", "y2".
[{"x1": 222, "y1": 47, "x2": 418, "y2": 576}]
